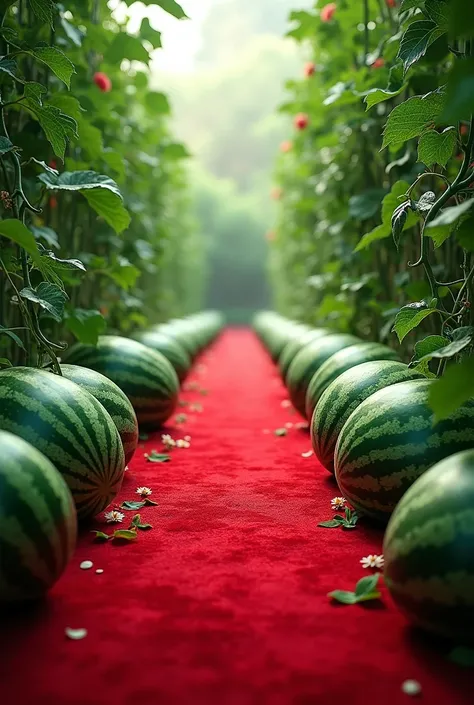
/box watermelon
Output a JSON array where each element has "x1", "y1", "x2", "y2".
[
  {"x1": 132, "y1": 330, "x2": 191, "y2": 382},
  {"x1": 335, "y1": 379, "x2": 474, "y2": 522},
  {"x1": 0, "y1": 430, "x2": 77, "y2": 602},
  {"x1": 60, "y1": 364, "x2": 139, "y2": 465},
  {"x1": 286, "y1": 334, "x2": 360, "y2": 418},
  {"x1": 305, "y1": 342, "x2": 400, "y2": 420},
  {"x1": 279, "y1": 328, "x2": 331, "y2": 382},
  {"x1": 383, "y1": 449, "x2": 474, "y2": 642},
  {"x1": 312, "y1": 361, "x2": 424, "y2": 474},
  {"x1": 0, "y1": 368, "x2": 124, "y2": 520},
  {"x1": 63, "y1": 335, "x2": 179, "y2": 429}
]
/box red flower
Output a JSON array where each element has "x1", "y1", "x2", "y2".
[
  {"x1": 304, "y1": 62, "x2": 316, "y2": 77},
  {"x1": 49, "y1": 196, "x2": 58, "y2": 210},
  {"x1": 93, "y1": 72, "x2": 112, "y2": 93},
  {"x1": 294, "y1": 113, "x2": 309, "y2": 130},
  {"x1": 49, "y1": 159, "x2": 57, "y2": 170},
  {"x1": 461, "y1": 124, "x2": 469, "y2": 136},
  {"x1": 386, "y1": 0, "x2": 396, "y2": 7},
  {"x1": 320, "y1": 3, "x2": 336, "y2": 22},
  {"x1": 280, "y1": 140, "x2": 293, "y2": 153},
  {"x1": 372, "y1": 58, "x2": 385, "y2": 69}
]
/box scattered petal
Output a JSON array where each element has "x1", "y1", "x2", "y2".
[
  {"x1": 331, "y1": 497, "x2": 346, "y2": 510},
  {"x1": 281, "y1": 400, "x2": 292, "y2": 408},
  {"x1": 65, "y1": 627, "x2": 88, "y2": 640},
  {"x1": 401, "y1": 680, "x2": 422, "y2": 696},
  {"x1": 176, "y1": 439, "x2": 191, "y2": 448},
  {"x1": 95, "y1": 569, "x2": 104, "y2": 574},
  {"x1": 295, "y1": 421, "x2": 309, "y2": 430},
  {"x1": 285, "y1": 422, "x2": 294, "y2": 429},
  {"x1": 104, "y1": 510, "x2": 125, "y2": 524},
  {"x1": 184, "y1": 435, "x2": 191, "y2": 441},
  {"x1": 301, "y1": 450, "x2": 313, "y2": 458},
  {"x1": 360, "y1": 554, "x2": 384, "y2": 569},
  {"x1": 79, "y1": 560, "x2": 93, "y2": 570}
]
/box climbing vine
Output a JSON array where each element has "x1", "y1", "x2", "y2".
[
  {"x1": 0, "y1": 0, "x2": 203, "y2": 370},
  {"x1": 270, "y1": 0, "x2": 474, "y2": 418}
]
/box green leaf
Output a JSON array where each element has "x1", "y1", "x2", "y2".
[
  {"x1": 139, "y1": 18, "x2": 162, "y2": 48},
  {"x1": 35, "y1": 250, "x2": 86, "y2": 288},
  {"x1": 48, "y1": 94, "x2": 83, "y2": 121},
  {"x1": 441, "y1": 58, "x2": 474, "y2": 123},
  {"x1": 130, "y1": 514, "x2": 153, "y2": 530},
  {"x1": 102, "y1": 150, "x2": 126, "y2": 182},
  {"x1": 24, "y1": 99, "x2": 78, "y2": 159},
  {"x1": 397, "y1": 21, "x2": 445, "y2": 74},
  {"x1": 392, "y1": 302, "x2": 438, "y2": 342},
  {"x1": 355, "y1": 181, "x2": 418, "y2": 252},
  {"x1": 65, "y1": 309, "x2": 106, "y2": 345},
  {"x1": 318, "y1": 518, "x2": 344, "y2": 528},
  {"x1": 448, "y1": 646, "x2": 474, "y2": 668},
  {"x1": 355, "y1": 224, "x2": 390, "y2": 252},
  {"x1": 424, "y1": 0, "x2": 450, "y2": 29},
  {"x1": 31, "y1": 225, "x2": 59, "y2": 249},
  {"x1": 60, "y1": 17, "x2": 84, "y2": 46},
  {"x1": 145, "y1": 91, "x2": 170, "y2": 115},
  {"x1": 29, "y1": 0, "x2": 54, "y2": 26},
  {"x1": 382, "y1": 90, "x2": 446, "y2": 149},
  {"x1": 112, "y1": 529, "x2": 138, "y2": 541},
  {"x1": 107, "y1": 257, "x2": 139, "y2": 289},
  {"x1": 415, "y1": 191, "x2": 436, "y2": 213},
  {"x1": 83, "y1": 189, "x2": 131, "y2": 234},
  {"x1": 154, "y1": 0, "x2": 188, "y2": 19},
  {"x1": 400, "y1": 0, "x2": 423, "y2": 11},
  {"x1": 364, "y1": 85, "x2": 407, "y2": 111},
  {"x1": 417, "y1": 127, "x2": 456, "y2": 167},
  {"x1": 328, "y1": 590, "x2": 358, "y2": 604},
  {"x1": 392, "y1": 204, "x2": 410, "y2": 249},
  {"x1": 429, "y1": 357, "x2": 474, "y2": 420},
  {"x1": 274, "y1": 427, "x2": 288, "y2": 436},
  {"x1": 0, "y1": 57, "x2": 17, "y2": 81},
  {"x1": 27, "y1": 47, "x2": 75, "y2": 88},
  {"x1": 20, "y1": 282, "x2": 68, "y2": 322},
  {"x1": 0, "y1": 136, "x2": 14, "y2": 155},
  {"x1": 161, "y1": 142, "x2": 190, "y2": 160},
  {"x1": 146, "y1": 451, "x2": 171, "y2": 463},
  {"x1": 427, "y1": 200, "x2": 474, "y2": 228},
  {"x1": 0, "y1": 324, "x2": 26, "y2": 351},
  {"x1": 355, "y1": 574, "x2": 380, "y2": 597},
  {"x1": 422, "y1": 337, "x2": 473, "y2": 362},
  {"x1": 0, "y1": 219, "x2": 41, "y2": 263},
  {"x1": 91, "y1": 530, "x2": 110, "y2": 542},
  {"x1": 75, "y1": 117, "x2": 103, "y2": 160},
  {"x1": 456, "y1": 217, "x2": 474, "y2": 252},
  {"x1": 144, "y1": 498, "x2": 159, "y2": 506},
  {"x1": 120, "y1": 500, "x2": 147, "y2": 510},
  {"x1": 0, "y1": 357, "x2": 12, "y2": 367},
  {"x1": 410, "y1": 335, "x2": 449, "y2": 366},
  {"x1": 106, "y1": 33, "x2": 150, "y2": 65},
  {"x1": 349, "y1": 189, "x2": 387, "y2": 221}
]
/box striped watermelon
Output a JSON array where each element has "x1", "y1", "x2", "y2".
[
  {"x1": 63, "y1": 336, "x2": 179, "y2": 429},
  {"x1": 305, "y1": 342, "x2": 400, "y2": 420},
  {"x1": 335, "y1": 379, "x2": 474, "y2": 522},
  {"x1": 132, "y1": 330, "x2": 191, "y2": 382},
  {"x1": 279, "y1": 328, "x2": 331, "y2": 382},
  {"x1": 286, "y1": 334, "x2": 360, "y2": 418},
  {"x1": 0, "y1": 368, "x2": 124, "y2": 520},
  {"x1": 312, "y1": 361, "x2": 424, "y2": 474},
  {"x1": 0, "y1": 430, "x2": 77, "y2": 602},
  {"x1": 383, "y1": 449, "x2": 474, "y2": 642},
  {"x1": 60, "y1": 364, "x2": 138, "y2": 465}
]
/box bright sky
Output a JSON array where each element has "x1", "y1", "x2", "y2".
[{"x1": 110, "y1": 0, "x2": 213, "y2": 73}]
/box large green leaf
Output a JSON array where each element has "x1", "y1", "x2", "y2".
[
  {"x1": 355, "y1": 181, "x2": 418, "y2": 252},
  {"x1": 20, "y1": 282, "x2": 68, "y2": 322},
  {"x1": 427, "y1": 200, "x2": 474, "y2": 228},
  {"x1": 105, "y1": 33, "x2": 150, "y2": 65},
  {"x1": 29, "y1": 0, "x2": 54, "y2": 26},
  {"x1": 27, "y1": 47, "x2": 75, "y2": 88},
  {"x1": 38, "y1": 170, "x2": 122, "y2": 196},
  {"x1": 145, "y1": 92, "x2": 170, "y2": 115},
  {"x1": 429, "y1": 357, "x2": 474, "y2": 421},
  {"x1": 417, "y1": 126, "x2": 456, "y2": 167},
  {"x1": 392, "y1": 301, "x2": 438, "y2": 342},
  {"x1": 65, "y1": 309, "x2": 106, "y2": 345},
  {"x1": 0, "y1": 324, "x2": 26, "y2": 351},
  {"x1": 82, "y1": 189, "x2": 131, "y2": 234},
  {"x1": 0, "y1": 56, "x2": 17, "y2": 80},
  {"x1": 398, "y1": 21, "x2": 445, "y2": 74},
  {"x1": 31, "y1": 225, "x2": 60, "y2": 249},
  {"x1": 161, "y1": 142, "x2": 191, "y2": 159},
  {"x1": 0, "y1": 136, "x2": 14, "y2": 155},
  {"x1": 364, "y1": 84, "x2": 407, "y2": 111},
  {"x1": 24, "y1": 99, "x2": 78, "y2": 158},
  {"x1": 0, "y1": 219, "x2": 41, "y2": 262},
  {"x1": 152, "y1": 0, "x2": 187, "y2": 19},
  {"x1": 139, "y1": 18, "x2": 162, "y2": 48},
  {"x1": 382, "y1": 90, "x2": 446, "y2": 149},
  {"x1": 35, "y1": 250, "x2": 86, "y2": 288}
]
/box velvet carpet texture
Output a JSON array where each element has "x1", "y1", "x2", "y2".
[{"x1": 1, "y1": 329, "x2": 472, "y2": 705}]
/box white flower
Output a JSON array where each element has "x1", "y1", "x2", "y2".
[
  {"x1": 176, "y1": 439, "x2": 190, "y2": 449},
  {"x1": 301, "y1": 450, "x2": 313, "y2": 458},
  {"x1": 331, "y1": 496, "x2": 346, "y2": 510},
  {"x1": 360, "y1": 554, "x2": 384, "y2": 570},
  {"x1": 281, "y1": 399, "x2": 292, "y2": 408},
  {"x1": 162, "y1": 434, "x2": 176, "y2": 449},
  {"x1": 184, "y1": 435, "x2": 191, "y2": 442},
  {"x1": 104, "y1": 510, "x2": 125, "y2": 524},
  {"x1": 136, "y1": 486, "x2": 152, "y2": 497}
]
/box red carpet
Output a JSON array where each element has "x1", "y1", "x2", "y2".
[{"x1": 1, "y1": 330, "x2": 471, "y2": 704}]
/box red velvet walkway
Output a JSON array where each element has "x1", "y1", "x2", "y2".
[{"x1": 1, "y1": 330, "x2": 471, "y2": 704}]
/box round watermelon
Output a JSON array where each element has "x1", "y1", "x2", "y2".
[
  {"x1": 312, "y1": 360, "x2": 424, "y2": 474},
  {"x1": 383, "y1": 449, "x2": 474, "y2": 642},
  {"x1": 0, "y1": 430, "x2": 77, "y2": 602},
  {"x1": 305, "y1": 342, "x2": 400, "y2": 420},
  {"x1": 335, "y1": 379, "x2": 474, "y2": 522},
  {"x1": 63, "y1": 335, "x2": 179, "y2": 429},
  {"x1": 60, "y1": 364, "x2": 139, "y2": 465},
  {"x1": 0, "y1": 368, "x2": 124, "y2": 520},
  {"x1": 132, "y1": 330, "x2": 191, "y2": 382},
  {"x1": 286, "y1": 334, "x2": 360, "y2": 418},
  {"x1": 279, "y1": 328, "x2": 331, "y2": 382}
]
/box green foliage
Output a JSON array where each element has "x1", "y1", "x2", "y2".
[{"x1": 270, "y1": 0, "x2": 474, "y2": 416}]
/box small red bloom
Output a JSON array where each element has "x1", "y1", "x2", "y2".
[
  {"x1": 294, "y1": 113, "x2": 309, "y2": 130},
  {"x1": 280, "y1": 140, "x2": 293, "y2": 153},
  {"x1": 304, "y1": 62, "x2": 316, "y2": 77},
  {"x1": 93, "y1": 72, "x2": 112, "y2": 93},
  {"x1": 386, "y1": 0, "x2": 396, "y2": 7},
  {"x1": 461, "y1": 124, "x2": 469, "y2": 136},
  {"x1": 49, "y1": 159, "x2": 57, "y2": 170},
  {"x1": 372, "y1": 58, "x2": 385, "y2": 69},
  {"x1": 49, "y1": 196, "x2": 58, "y2": 210},
  {"x1": 320, "y1": 3, "x2": 336, "y2": 22}
]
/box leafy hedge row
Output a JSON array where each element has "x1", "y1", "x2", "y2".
[
  {"x1": 0, "y1": 0, "x2": 204, "y2": 370},
  {"x1": 270, "y1": 0, "x2": 474, "y2": 418}
]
